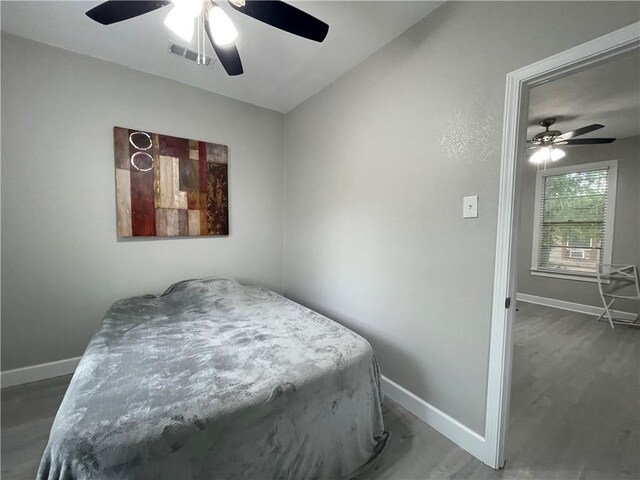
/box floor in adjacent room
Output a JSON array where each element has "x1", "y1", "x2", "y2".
[{"x1": 2, "y1": 303, "x2": 639, "y2": 479}]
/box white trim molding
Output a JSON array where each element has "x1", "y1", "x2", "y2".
[
  {"x1": 1, "y1": 356, "x2": 81, "y2": 388},
  {"x1": 381, "y1": 375, "x2": 488, "y2": 464},
  {"x1": 529, "y1": 269, "x2": 600, "y2": 284},
  {"x1": 516, "y1": 293, "x2": 638, "y2": 322},
  {"x1": 487, "y1": 22, "x2": 640, "y2": 470},
  {"x1": 1, "y1": 360, "x2": 493, "y2": 464}
]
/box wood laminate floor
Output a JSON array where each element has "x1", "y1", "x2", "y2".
[{"x1": 2, "y1": 303, "x2": 639, "y2": 479}]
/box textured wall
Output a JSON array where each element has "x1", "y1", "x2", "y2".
[
  {"x1": 517, "y1": 136, "x2": 640, "y2": 311},
  {"x1": 283, "y1": 2, "x2": 640, "y2": 434},
  {"x1": 1, "y1": 34, "x2": 285, "y2": 370}
]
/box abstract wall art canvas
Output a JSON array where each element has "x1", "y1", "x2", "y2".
[{"x1": 114, "y1": 127, "x2": 229, "y2": 237}]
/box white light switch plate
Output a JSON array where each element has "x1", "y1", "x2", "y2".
[{"x1": 463, "y1": 195, "x2": 478, "y2": 218}]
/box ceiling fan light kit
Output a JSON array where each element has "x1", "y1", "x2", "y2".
[
  {"x1": 86, "y1": 0, "x2": 329, "y2": 76},
  {"x1": 173, "y1": 0, "x2": 204, "y2": 17},
  {"x1": 208, "y1": 5, "x2": 238, "y2": 46},
  {"x1": 529, "y1": 145, "x2": 565, "y2": 165},
  {"x1": 527, "y1": 117, "x2": 616, "y2": 168},
  {"x1": 164, "y1": 5, "x2": 195, "y2": 42}
]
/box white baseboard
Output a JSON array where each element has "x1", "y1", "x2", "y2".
[
  {"x1": 516, "y1": 293, "x2": 638, "y2": 321},
  {"x1": 381, "y1": 375, "x2": 487, "y2": 464},
  {"x1": 2, "y1": 359, "x2": 490, "y2": 464},
  {"x1": 1, "y1": 356, "x2": 81, "y2": 388}
]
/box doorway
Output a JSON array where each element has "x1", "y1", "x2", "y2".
[{"x1": 484, "y1": 21, "x2": 640, "y2": 470}]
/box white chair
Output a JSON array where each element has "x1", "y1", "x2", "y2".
[{"x1": 596, "y1": 264, "x2": 640, "y2": 328}]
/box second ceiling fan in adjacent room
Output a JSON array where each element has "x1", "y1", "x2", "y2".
[
  {"x1": 527, "y1": 117, "x2": 616, "y2": 165},
  {"x1": 86, "y1": 0, "x2": 329, "y2": 76}
]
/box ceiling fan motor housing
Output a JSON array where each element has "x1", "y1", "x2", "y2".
[
  {"x1": 533, "y1": 130, "x2": 562, "y2": 144},
  {"x1": 532, "y1": 117, "x2": 561, "y2": 144}
]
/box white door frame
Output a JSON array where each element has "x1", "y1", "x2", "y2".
[{"x1": 483, "y1": 22, "x2": 640, "y2": 469}]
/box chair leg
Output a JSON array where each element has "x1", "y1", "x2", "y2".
[{"x1": 602, "y1": 298, "x2": 616, "y2": 329}]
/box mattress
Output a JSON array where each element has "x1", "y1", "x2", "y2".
[{"x1": 37, "y1": 277, "x2": 388, "y2": 480}]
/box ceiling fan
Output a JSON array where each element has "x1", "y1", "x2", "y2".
[
  {"x1": 527, "y1": 117, "x2": 616, "y2": 164},
  {"x1": 85, "y1": 0, "x2": 329, "y2": 76}
]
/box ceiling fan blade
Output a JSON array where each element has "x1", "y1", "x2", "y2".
[
  {"x1": 229, "y1": 0, "x2": 329, "y2": 42},
  {"x1": 86, "y1": 1, "x2": 171, "y2": 25},
  {"x1": 561, "y1": 138, "x2": 616, "y2": 145},
  {"x1": 204, "y1": 10, "x2": 243, "y2": 76},
  {"x1": 555, "y1": 124, "x2": 604, "y2": 141},
  {"x1": 210, "y1": 43, "x2": 244, "y2": 76}
]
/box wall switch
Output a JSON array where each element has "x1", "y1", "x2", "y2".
[{"x1": 463, "y1": 195, "x2": 478, "y2": 218}]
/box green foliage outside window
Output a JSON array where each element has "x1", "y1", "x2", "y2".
[{"x1": 538, "y1": 170, "x2": 608, "y2": 273}]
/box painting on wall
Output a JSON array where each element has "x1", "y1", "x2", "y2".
[{"x1": 114, "y1": 127, "x2": 229, "y2": 237}]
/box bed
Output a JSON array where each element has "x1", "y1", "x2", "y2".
[{"x1": 37, "y1": 277, "x2": 389, "y2": 480}]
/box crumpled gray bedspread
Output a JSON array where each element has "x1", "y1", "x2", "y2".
[{"x1": 38, "y1": 277, "x2": 388, "y2": 480}]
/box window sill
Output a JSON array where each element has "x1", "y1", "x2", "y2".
[{"x1": 530, "y1": 269, "x2": 601, "y2": 283}]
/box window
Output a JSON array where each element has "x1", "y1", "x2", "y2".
[{"x1": 531, "y1": 160, "x2": 618, "y2": 282}]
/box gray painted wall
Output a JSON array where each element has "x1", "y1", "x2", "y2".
[
  {"x1": 1, "y1": 34, "x2": 285, "y2": 371},
  {"x1": 517, "y1": 136, "x2": 640, "y2": 310},
  {"x1": 283, "y1": 2, "x2": 640, "y2": 434},
  {"x1": 3, "y1": 1, "x2": 639, "y2": 439}
]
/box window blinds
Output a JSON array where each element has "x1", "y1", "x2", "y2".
[{"x1": 536, "y1": 167, "x2": 609, "y2": 274}]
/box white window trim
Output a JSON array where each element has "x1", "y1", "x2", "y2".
[{"x1": 530, "y1": 160, "x2": 618, "y2": 282}]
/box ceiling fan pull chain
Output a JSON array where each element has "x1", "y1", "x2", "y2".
[
  {"x1": 197, "y1": 11, "x2": 201, "y2": 64},
  {"x1": 202, "y1": 11, "x2": 205, "y2": 64},
  {"x1": 195, "y1": 7, "x2": 201, "y2": 65}
]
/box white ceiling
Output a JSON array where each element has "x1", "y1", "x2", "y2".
[
  {"x1": 1, "y1": 1, "x2": 443, "y2": 112},
  {"x1": 528, "y1": 48, "x2": 640, "y2": 141}
]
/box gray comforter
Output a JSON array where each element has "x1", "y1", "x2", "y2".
[{"x1": 38, "y1": 277, "x2": 388, "y2": 480}]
